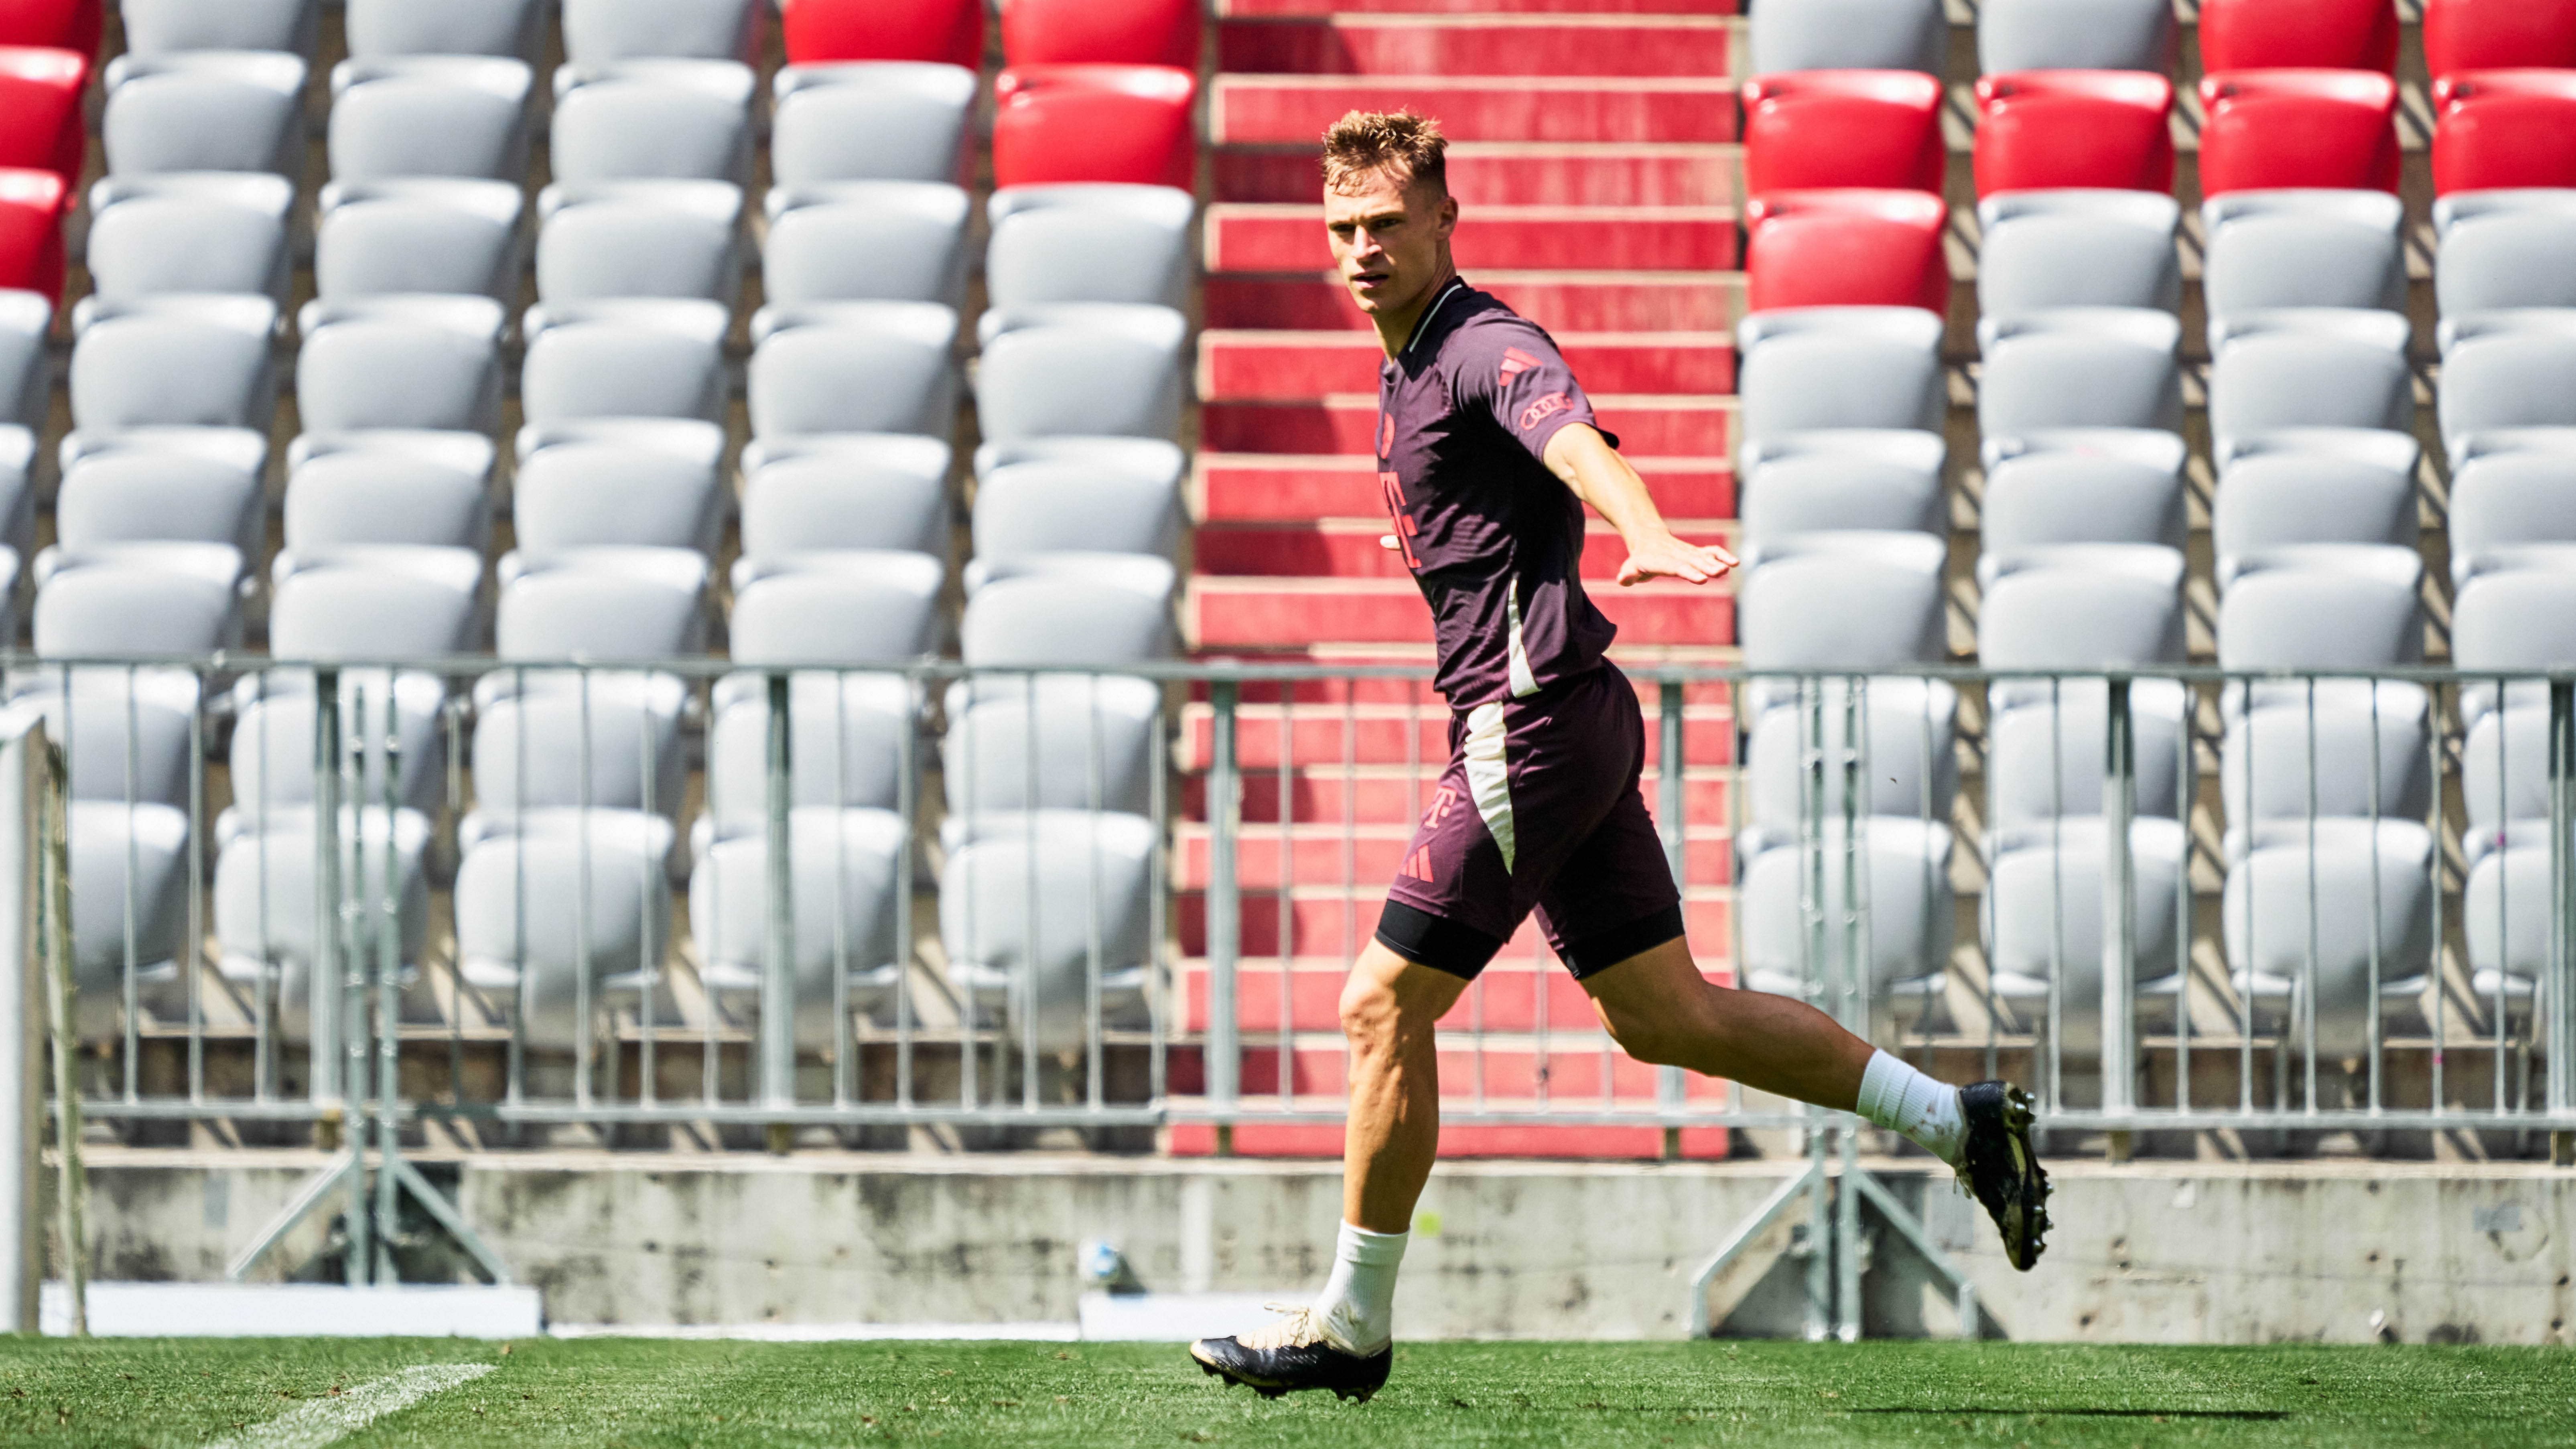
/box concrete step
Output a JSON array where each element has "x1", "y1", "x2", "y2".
[
  {"x1": 1217, "y1": 14, "x2": 1741, "y2": 77},
  {"x1": 1220, "y1": 0, "x2": 1737, "y2": 14},
  {"x1": 1196, "y1": 452, "x2": 1735, "y2": 521},
  {"x1": 1172, "y1": 822, "x2": 1735, "y2": 889},
  {"x1": 1188, "y1": 576, "x2": 1736, "y2": 649},
  {"x1": 1167, "y1": 1119, "x2": 1733, "y2": 1159},
  {"x1": 1199, "y1": 329, "x2": 1734, "y2": 401},
  {"x1": 1175, "y1": 885, "x2": 1734, "y2": 958},
  {"x1": 1175, "y1": 1039, "x2": 1740, "y2": 1102},
  {"x1": 1193, "y1": 518, "x2": 1738, "y2": 580},
  {"x1": 1178, "y1": 765, "x2": 1734, "y2": 826},
  {"x1": 1210, "y1": 75, "x2": 1742, "y2": 146},
  {"x1": 1214, "y1": 141, "x2": 1738, "y2": 206},
  {"x1": 1175, "y1": 701, "x2": 1737, "y2": 771},
  {"x1": 1202, "y1": 394, "x2": 1734, "y2": 456},
  {"x1": 1205, "y1": 271, "x2": 1741, "y2": 333},
  {"x1": 1207, "y1": 202, "x2": 1737, "y2": 272}
]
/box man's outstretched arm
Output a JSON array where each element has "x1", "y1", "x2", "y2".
[{"x1": 1541, "y1": 422, "x2": 1739, "y2": 587}]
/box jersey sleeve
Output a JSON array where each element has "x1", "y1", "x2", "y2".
[{"x1": 1448, "y1": 319, "x2": 1620, "y2": 461}]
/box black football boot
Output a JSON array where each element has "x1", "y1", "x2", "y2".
[
  {"x1": 1190, "y1": 1305, "x2": 1391, "y2": 1403},
  {"x1": 1958, "y1": 1080, "x2": 2051, "y2": 1270}
]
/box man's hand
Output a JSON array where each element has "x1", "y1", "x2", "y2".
[{"x1": 1616, "y1": 530, "x2": 1738, "y2": 588}]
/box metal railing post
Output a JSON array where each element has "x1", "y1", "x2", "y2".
[
  {"x1": 760, "y1": 671, "x2": 797, "y2": 1122},
  {"x1": 1658, "y1": 678, "x2": 1687, "y2": 1125},
  {"x1": 2100, "y1": 676, "x2": 2138, "y2": 1124},
  {"x1": 1207, "y1": 679, "x2": 1241, "y2": 1131},
  {"x1": 2548, "y1": 679, "x2": 2575, "y2": 1144}
]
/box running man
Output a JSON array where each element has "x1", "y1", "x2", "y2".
[{"x1": 1190, "y1": 112, "x2": 2048, "y2": 1404}]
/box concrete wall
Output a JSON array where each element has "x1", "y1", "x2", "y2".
[{"x1": 60, "y1": 1150, "x2": 2576, "y2": 1344}]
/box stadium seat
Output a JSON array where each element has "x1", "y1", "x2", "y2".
[
  {"x1": 1733, "y1": 307, "x2": 1947, "y2": 449},
  {"x1": 1971, "y1": 70, "x2": 2176, "y2": 197},
  {"x1": 85, "y1": 174, "x2": 294, "y2": 305},
  {"x1": 749, "y1": 303, "x2": 960, "y2": 443},
  {"x1": 521, "y1": 300, "x2": 731, "y2": 428},
  {"x1": 563, "y1": 0, "x2": 761, "y2": 64},
  {"x1": 2198, "y1": 0, "x2": 2398, "y2": 73},
  {"x1": 1984, "y1": 818, "x2": 2188, "y2": 1049},
  {"x1": 0, "y1": 47, "x2": 84, "y2": 183},
  {"x1": 1737, "y1": 531, "x2": 1946, "y2": 682},
  {"x1": 1975, "y1": 190, "x2": 2181, "y2": 317},
  {"x1": 1979, "y1": 429, "x2": 2188, "y2": 554},
  {"x1": 0, "y1": 424, "x2": 31, "y2": 557},
  {"x1": 455, "y1": 826, "x2": 674, "y2": 1048},
  {"x1": 295, "y1": 296, "x2": 507, "y2": 438},
  {"x1": 940, "y1": 809, "x2": 1155, "y2": 1047},
  {"x1": 327, "y1": 57, "x2": 534, "y2": 183},
  {"x1": 284, "y1": 432, "x2": 495, "y2": 553},
  {"x1": 0, "y1": 0, "x2": 97, "y2": 55},
  {"x1": 1979, "y1": 544, "x2": 2190, "y2": 826},
  {"x1": 772, "y1": 63, "x2": 976, "y2": 187},
  {"x1": 993, "y1": 65, "x2": 1197, "y2": 191},
  {"x1": 765, "y1": 183, "x2": 971, "y2": 307},
  {"x1": 2436, "y1": 189, "x2": 2576, "y2": 313},
  {"x1": 690, "y1": 809, "x2": 912, "y2": 1043},
  {"x1": 345, "y1": 0, "x2": 544, "y2": 65},
  {"x1": 0, "y1": 288, "x2": 45, "y2": 432},
  {"x1": 269, "y1": 545, "x2": 484, "y2": 660},
  {"x1": 740, "y1": 435, "x2": 951, "y2": 560},
  {"x1": 551, "y1": 61, "x2": 756, "y2": 186},
  {"x1": 2223, "y1": 819, "x2": 2434, "y2": 1057},
  {"x1": 2219, "y1": 681, "x2": 2434, "y2": 850},
  {"x1": 516, "y1": 423, "x2": 727, "y2": 556},
  {"x1": 55, "y1": 436, "x2": 265, "y2": 560},
  {"x1": 214, "y1": 808, "x2": 433, "y2": 1037},
  {"x1": 536, "y1": 181, "x2": 743, "y2": 306},
  {"x1": 987, "y1": 184, "x2": 1196, "y2": 311},
  {"x1": 699, "y1": 674, "x2": 916, "y2": 843},
  {"x1": 1977, "y1": 0, "x2": 2175, "y2": 75},
  {"x1": 1739, "y1": 71, "x2": 1945, "y2": 195},
  {"x1": 0, "y1": 168, "x2": 66, "y2": 306},
  {"x1": 944, "y1": 674, "x2": 1163, "y2": 818},
  {"x1": 1744, "y1": 678, "x2": 1958, "y2": 828},
  {"x1": 103, "y1": 52, "x2": 305, "y2": 178},
  {"x1": 1738, "y1": 429, "x2": 1947, "y2": 559},
  {"x1": 466, "y1": 689, "x2": 689, "y2": 846},
  {"x1": 1004, "y1": 0, "x2": 1198, "y2": 69},
  {"x1": 2216, "y1": 544, "x2": 2430, "y2": 783},
  {"x1": 1747, "y1": 0, "x2": 1945, "y2": 76},
  {"x1": 123, "y1": 0, "x2": 316, "y2": 55},
  {"x1": 974, "y1": 435, "x2": 1187, "y2": 487},
  {"x1": 2432, "y1": 71, "x2": 2576, "y2": 195},
  {"x1": 2448, "y1": 449, "x2": 2576, "y2": 586},
  {"x1": 2424, "y1": 0, "x2": 2576, "y2": 77},
  {"x1": 960, "y1": 557, "x2": 1178, "y2": 666},
  {"x1": 2200, "y1": 190, "x2": 2406, "y2": 337},
  {"x1": 2453, "y1": 548, "x2": 2576, "y2": 727},
  {"x1": 1741, "y1": 189, "x2": 1949, "y2": 316},
  {"x1": 722, "y1": 554, "x2": 944, "y2": 675},
  {"x1": 12, "y1": 670, "x2": 196, "y2": 809},
  {"x1": 783, "y1": 0, "x2": 981, "y2": 69},
  {"x1": 494, "y1": 547, "x2": 709, "y2": 662},
  {"x1": 2463, "y1": 829, "x2": 2552, "y2": 1012},
  {"x1": 34, "y1": 544, "x2": 245, "y2": 656},
  {"x1": 2220, "y1": 543, "x2": 2424, "y2": 670},
  {"x1": 1736, "y1": 819, "x2": 1953, "y2": 1006},
  {"x1": 62, "y1": 801, "x2": 189, "y2": 1010},
  {"x1": 316, "y1": 179, "x2": 526, "y2": 302},
  {"x1": 2212, "y1": 429, "x2": 2421, "y2": 583},
  {"x1": 2206, "y1": 309, "x2": 2414, "y2": 458},
  {"x1": 974, "y1": 304, "x2": 1190, "y2": 445},
  {"x1": 2435, "y1": 310, "x2": 2576, "y2": 466},
  {"x1": 2198, "y1": 70, "x2": 2402, "y2": 196},
  {"x1": 973, "y1": 454, "x2": 1183, "y2": 568},
  {"x1": 1978, "y1": 308, "x2": 2184, "y2": 437},
  {"x1": 69, "y1": 294, "x2": 279, "y2": 435}
]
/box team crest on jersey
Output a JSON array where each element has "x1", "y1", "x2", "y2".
[
  {"x1": 1498, "y1": 347, "x2": 1543, "y2": 386},
  {"x1": 1517, "y1": 391, "x2": 1572, "y2": 431}
]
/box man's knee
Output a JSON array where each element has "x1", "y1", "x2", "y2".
[{"x1": 1339, "y1": 968, "x2": 1441, "y2": 1050}]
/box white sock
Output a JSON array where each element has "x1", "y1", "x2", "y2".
[
  {"x1": 1854, "y1": 1049, "x2": 1966, "y2": 1166},
  {"x1": 1311, "y1": 1222, "x2": 1407, "y2": 1354}
]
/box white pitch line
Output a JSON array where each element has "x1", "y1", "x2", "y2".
[{"x1": 201, "y1": 1364, "x2": 495, "y2": 1449}]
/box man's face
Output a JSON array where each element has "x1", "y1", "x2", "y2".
[{"x1": 1324, "y1": 164, "x2": 1458, "y2": 317}]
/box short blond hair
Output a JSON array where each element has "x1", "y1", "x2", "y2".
[{"x1": 1320, "y1": 109, "x2": 1448, "y2": 196}]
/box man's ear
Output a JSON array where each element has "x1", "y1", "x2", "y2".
[{"x1": 1434, "y1": 192, "x2": 1460, "y2": 239}]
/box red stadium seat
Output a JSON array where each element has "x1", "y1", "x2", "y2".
[
  {"x1": 1740, "y1": 71, "x2": 1945, "y2": 196},
  {"x1": 2199, "y1": 0, "x2": 2398, "y2": 74},
  {"x1": 782, "y1": 0, "x2": 982, "y2": 69},
  {"x1": 1743, "y1": 189, "x2": 1949, "y2": 316},
  {"x1": 2198, "y1": 70, "x2": 2401, "y2": 197},
  {"x1": 1003, "y1": 0, "x2": 1197, "y2": 69},
  {"x1": 2433, "y1": 70, "x2": 2576, "y2": 195},
  {"x1": 0, "y1": 167, "x2": 65, "y2": 306},
  {"x1": 0, "y1": 47, "x2": 85, "y2": 185},
  {"x1": 2426, "y1": 0, "x2": 2576, "y2": 77},
  {"x1": 1971, "y1": 70, "x2": 2175, "y2": 197},
  {"x1": 0, "y1": 0, "x2": 97, "y2": 56},
  {"x1": 993, "y1": 65, "x2": 1196, "y2": 190}
]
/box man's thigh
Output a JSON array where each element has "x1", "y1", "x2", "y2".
[{"x1": 1534, "y1": 785, "x2": 1686, "y2": 979}]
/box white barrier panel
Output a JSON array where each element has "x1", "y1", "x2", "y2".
[{"x1": 41, "y1": 1282, "x2": 543, "y2": 1337}]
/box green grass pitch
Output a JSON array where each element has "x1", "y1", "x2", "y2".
[{"x1": 0, "y1": 1338, "x2": 2562, "y2": 1447}]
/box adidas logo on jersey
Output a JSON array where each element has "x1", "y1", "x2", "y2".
[{"x1": 1497, "y1": 347, "x2": 1543, "y2": 386}]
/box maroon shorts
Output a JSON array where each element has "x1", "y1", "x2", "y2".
[{"x1": 1378, "y1": 663, "x2": 1685, "y2": 980}]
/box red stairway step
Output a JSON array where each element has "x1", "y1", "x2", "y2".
[
  {"x1": 1190, "y1": 576, "x2": 1736, "y2": 648},
  {"x1": 1199, "y1": 329, "x2": 1734, "y2": 400},
  {"x1": 1175, "y1": 665, "x2": 1743, "y2": 708},
  {"x1": 1171, "y1": 821, "x2": 1735, "y2": 889},
  {"x1": 1205, "y1": 271, "x2": 1740, "y2": 333},
  {"x1": 1203, "y1": 394, "x2": 1735, "y2": 455},
  {"x1": 1176, "y1": 1041, "x2": 1740, "y2": 1102},
  {"x1": 1212, "y1": 75, "x2": 1742, "y2": 146},
  {"x1": 1179, "y1": 766, "x2": 1734, "y2": 826},
  {"x1": 1167, "y1": 1120, "x2": 1733, "y2": 1159},
  {"x1": 1217, "y1": 14, "x2": 1740, "y2": 77},
  {"x1": 1194, "y1": 518, "x2": 1738, "y2": 580},
  {"x1": 1179, "y1": 958, "x2": 1738, "y2": 1033},
  {"x1": 1207, "y1": 202, "x2": 1737, "y2": 272},
  {"x1": 1215, "y1": 142, "x2": 1738, "y2": 207},
  {"x1": 1197, "y1": 452, "x2": 1735, "y2": 521},
  {"x1": 1176, "y1": 888, "x2": 1734, "y2": 958},
  {"x1": 1222, "y1": 0, "x2": 1737, "y2": 15},
  {"x1": 1176, "y1": 701, "x2": 1738, "y2": 771}
]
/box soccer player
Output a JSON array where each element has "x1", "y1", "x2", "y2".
[{"x1": 1190, "y1": 112, "x2": 2048, "y2": 1403}]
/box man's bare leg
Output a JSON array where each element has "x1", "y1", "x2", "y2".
[
  {"x1": 1580, "y1": 936, "x2": 1876, "y2": 1108},
  {"x1": 1338, "y1": 940, "x2": 1469, "y2": 1232}
]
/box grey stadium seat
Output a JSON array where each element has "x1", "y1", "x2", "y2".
[
  {"x1": 316, "y1": 180, "x2": 526, "y2": 302},
  {"x1": 1977, "y1": 0, "x2": 2176, "y2": 73},
  {"x1": 2435, "y1": 190, "x2": 2576, "y2": 316},
  {"x1": 121, "y1": 0, "x2": 318, "y2": 55},
  {"x1": 1737, "y1": 530, "x2": 1946, "y2": 673},
  {"x1": 496, "y1": 546, "x2": 708, "y2": 659},
  {"x1": 1736, "y1": 819, "x2": 1953, "y2": 1010},
  {"x1": 940, "y1": 810, "x2": 1156, "y2": 1049},
  {"x1": 55, "y1": 439, "x2": 265, "y2": 560},
  {"x1": 84, "y1": 174, "x2": 294, "y2": 304},
  {"x1": 0, "y1": 291, "x2": 47, "y2": 434},
  {"x1": 973, "y1": 456, "x2": 1184, "y2": 566},
  {"x1": 536, "y1": 181, "x2": 743, "y2": 306},
  {"x1": 700, "y1": 678, "x2": 916, "y2": 845},
  {"x1": 565, "y1": 0, "x2": 760, "y2": 63},
  {"x1": 763, "y1": 183, "x2": 971, "y2": 308},
  {"x1": 1734, "y1": 307, "x2": 1946, "y2": 449},
  {"x1": 346, "y1": 0, "x2": 545, "y2": 65},
  {"x1": 2452, "y1": 551, "x2": 2576, "y2": 732},
  {"x1": 63, "y1": 802, "x2": 191, "y2": 1022},
  {"x1": 2219, "y1": 544, "x2": 2424, "y2": 673},
  {"x1": 521, "y1": 300, "x2": 731, "y2": 426},
  {"x1": 466, "y1": 690, "x2": 686, "y2": 838},
  {"x1": 2212, "y1": 429, "x2": 2421, "y2": 585},
  {"x1": 987, "y1": 185, "x2": 1196, "y2": 310},
  {"x1": 295, "y1": 296, "x2": 506, "y2": 437},
  {"x1": 2224, "y1": 819, "x2": 2435, "y2": 1057},
  {"x1": 2199, "y1": 190, "x2": 2406, "y2": 341},
  {"x1": 730, "y1": 558, "x2": 946, "y2": 664},
  {"x1": 690, "y1": 810, "x2": 910, "y2": 1044},
  {"x1": 1985, "y1": 818, "x2": 2188, "y2": 1051},
  {"x1": 224, "y1": 684, "x2": 447, "y2": 841},
  {"x1": 35, "y1": 545, "x2": 245, "y2": 656},
  {"x1": 550, "y1": 61, "x2": 755, "y2": 186},
  {"x1": 2437, "y1": 310, "x2": 2576, "y2": 468},
  {"x1": 772, "y1": 63, "x2": 976, "y2": 187},
  {"x1": 1975, "y1": 191, "x2": 2181, "y2": 317},
  {"x1": 327, "y1": 58, "x2": 533, "y2": 183},
  {"x1": 214, "y1": 810, "x2": 432, "y2": 1041},
  {"x1": 454, "y1": 826, "x2": 673, "y2": 1048},
  {"x1": 2206, "y1": 309, "x2": 2413, "y2": 459},
  {"x1": 269, "y1": 545, "x2": 484, "y2": 658},
  {"x1": 1980, "y1": 545, "x2": 2190, "y2": 824},
  {"x1": 961, "y1": 557, "x2": 1177, "y2": 665},
  {"x1": 944, "y1": 675, "x2": 1163, "y2": 819},
  {"x1": 974, "y1": 305, "x2": 1192, "y2": 445},
  {"x1": 741, "y1": 435, "x2": 953, "y2": 560},
  {"x1": 284, "y1": 432, "x2": 496, "y2": 553},
  {"x1": 0, "y1": 425, "x2": 31, "y2": 560},
  {"x1": 12, "y1": 671, "x2": 199, "y2": 809},
  {"x1": 974, "y1": 436, "x2": 1188, "y2": 485},
  {"x1": 2221, "y1": 686, "x2": 2433, "y2": 851},
  {"x1": 749, "y1": 303, "x2": 960, "y2": 441},
  {"x1": 1745, "y1": 677, "x2": 1957, "y2": 829},
  {"x1": 515, "y1": 422, "x2": 727, "y2": 555},
  {"x1": 1748, "y1": 0, "x2": 1945, "y2": 75},
  {"x1": 102, "y1": 53, "x2": 307, "y2": 177},
  {"x1": 1979, "y1": 428, "x2": 2188, "y2": 555},
  {"x1": 69, "y1": 295, "x2": 278, "y2": 434},
  {"x1": 1978, "y1": 307, "x2": 2184, "y2": 437},
  {"x1": 2464, "y1": 830, "x2": 2554, "y2": 1010},
  {"x1": 2448, "y1": 450, "x2": 2576, "y2": 587},
  {"x1": 1738, "y1": 429, "x2": 1946, "y2": 562}
]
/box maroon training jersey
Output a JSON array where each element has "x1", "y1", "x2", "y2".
[{"x1": 1376, "y1": 278, "x2": 1619, "y2": 705}]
